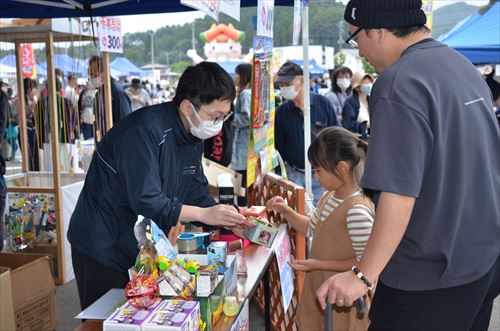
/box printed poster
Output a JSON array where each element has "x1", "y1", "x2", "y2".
[
  {"x1": 181, "y1": 0, "x2": 220, "y2": 21},
  {"x1": 98, "y1": 17, "x2": 123, "y2": 53},
  {"x1": 274, "y1": 228, "x2": 294, "y2": 313},
  {"x1": 256, "y1": 0, "x2": 274, "y2": 38},
  {"x1": 229, "y1": 299, "x2": 249, "y2": 331},
  {"x1": 292, "y1": 0, "x2": 302, "y2": 45}
]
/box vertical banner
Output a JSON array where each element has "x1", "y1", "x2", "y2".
[
  {"x1": 181, "y1": 0, "x2": 220, "y2": 21},
  {"x1": 220, "y1": 0, "x2": 241, "y2": 21},
  {"x1": 292, "y1": 0, "x2": 302, "y2": 45},
  {"x1": 257, "y1": 0, "x2": 274, "y2": 38},
  {"x1": 422, "y1": 0, "x2": 434, "y2": 30},
  {"x1": 98, "y1": 17, "x2": 123, "y2": 53},
  {"x1": 20, "y1": 44, "x2": 36, "y2": 78},
  {"x1": 274, "y1": 228, "x2": 295, "y2": 313},
  {"x1": 324, "y1": 46, "x2": 335, "y2": 70}
]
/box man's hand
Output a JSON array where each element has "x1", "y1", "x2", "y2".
[
  {"x1": 201, "y1": 204, "x2": 245, "y2": 227},
  {"x1": 316, "y1": 270, "x2": 369, "y2": 309}
]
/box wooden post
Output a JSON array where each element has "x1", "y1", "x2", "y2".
[
  {"x1": 101, "y1": 52, "x2": 113, "y2": 132},
  {"x1": 14, "y1": 42, "x2": 29, "y2": 173},
  {"x1": 46, "y1": 31, "x2": 65, "y2": 284}
]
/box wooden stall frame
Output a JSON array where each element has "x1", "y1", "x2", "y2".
[
  {"x1": 248, "y1": 172, "x2": 306, "y2": 331},
  {"x1": 1, "y1": 18, "x2": 112, "y2": 284}
]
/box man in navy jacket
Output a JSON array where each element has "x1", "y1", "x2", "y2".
[{"x1": 68, "y1": 62, "x2": 244, "y2": 310}]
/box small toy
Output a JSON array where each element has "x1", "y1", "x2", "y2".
[
  {"x1": 207, "y1": 241, "x2": 227, "y2": 273},
  {"x1": 222, "y1": 296, "x2": 240, "y2": 317},
  {"x1": 162, "y1": 261, "x2": 195, "y2": 297},
  {"x1": 157, "y1": 256, "x2": 171, "y2": 271},
  {"x1": 185, "y1": 260, "x2": 201, "y2": 274},
  {"x1": 172, "y1": 257, "x2": 186, "y2": 268},
  {"x1": 125, "y1": 274, "x2": 160, "y2": 309}
]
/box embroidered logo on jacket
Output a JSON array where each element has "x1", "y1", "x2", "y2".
[{"x1": 183, "y1": 165, "x2": 197, "y2": 175}]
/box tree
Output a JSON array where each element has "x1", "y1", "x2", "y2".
[
  {"x1": 334, "y1": 52, "x2": 346, "y2": 66},
  {"x1": 362, "y1": 58, "x2": 375, "y2": 74},
  {"x1": 170, "y1": 61, "x2": 190, "y2": 74}
]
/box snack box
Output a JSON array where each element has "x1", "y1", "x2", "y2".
[
  {"x1": 243, "y1": 217, "x2": 278, "y2": 248},
  {"x1": 158, "y1": 261, "x2": 195, "y2": 297},
  {"x1": 207, "y1": 241, "x2": 227, "y2": 273},
  {"x1": 141, "y1": 300, "x2": 199, "y2": 331},
  {"x1": 196, "y1": 265, "x2": 218, "y2": 297},
  {"x1": 103, "y1": 300, "x2": 163, "y2": 331},
  {"x1": 159, "y1": 254, "x2": 236, "y2": 297},
  {"x1": 242, "y1": 206, "x2": 266, "y2": 218}
]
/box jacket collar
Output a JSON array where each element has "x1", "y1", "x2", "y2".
[{"x1": 164, "y1": 102, "x2": 200, "y2": 145}]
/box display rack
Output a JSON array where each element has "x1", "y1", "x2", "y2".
[
  {"x1": 0, "y1": 18, "x2": 113, "y2": 284},
  {"x1": 248, "y1": 172, "x2": 306, "y2": 331}
]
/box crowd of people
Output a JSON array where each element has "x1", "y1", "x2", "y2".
[{"x1": 1, "y1": 0, "x2": 499, "y2": 330}]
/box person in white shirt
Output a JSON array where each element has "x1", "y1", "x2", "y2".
[
  {"x1": 65, "y1": 74, "x2": 79, "y2": 109},
  {"x1": 126, "y1": 78, "x2": 152, "y2": 111}
]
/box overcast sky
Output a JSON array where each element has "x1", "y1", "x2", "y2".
[{"x1": 119, "y1": 0, "x2": 489, "y2": 34}]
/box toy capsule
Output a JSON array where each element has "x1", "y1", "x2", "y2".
[
  {"x1": 158, "y1": 256, "x2": 171, "y2": 271},
  {"x1": 185, "y1": 260, "x2": 201, "y2": 274}
]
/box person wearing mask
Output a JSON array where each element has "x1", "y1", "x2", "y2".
[
  {"x1": 88, "y1": 55, "x2": 131, "y2": 140},
  {"x1": 274, "y1": 61, "x2": 339, "y2": 204},
  {"x1": 65, "y1": 74, "x2": 79, "y2": 110},
  {"x1": 127, "y1": 78, "x2": 152, "y2": 111},
  {"x1": 342, "y1": 73, "x2": 374, "y2": 140},
  {"x1": 326, "y1": 66, "x2": 353, "y2": 122},
  {"x1": 317, "y1": 1, "x2": 500, "y2": 330},
  {"x1": 68, "y1": 62, "x2": 245, "y2": 310},
  {"x1": 230, "y1": 63, "x2": 252, "y2": 206},
  {"x1": 78, "y1": 79, "x2": 98, "y2": 140}
]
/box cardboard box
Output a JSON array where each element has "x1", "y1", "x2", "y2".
[
  {"x1": 207, "y1": 241, "x2": 227, "y2": 273},
  {"x1": 103, "y1": 300, "x2": 163, "y2": 331},
  {"x1": 243, "y1": 217, "x2": 278, "y2": 248},
  {"x1": 196, "y1": 265, "x2": 218, "y2": 297},
  {"x1": 0, "y1": 252, "x2": 56, "y2": 331},
  {"x1": 23, "y1": 241, "x2": 58, "y2": 279}
]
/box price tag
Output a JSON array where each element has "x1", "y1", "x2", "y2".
[{"x1": 98, "y1": 17, "x2": 123, "y2": 53}]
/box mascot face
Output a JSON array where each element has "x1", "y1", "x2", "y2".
[{"x1": 203, "y1": 39, "x2": 242, "y2": 61}]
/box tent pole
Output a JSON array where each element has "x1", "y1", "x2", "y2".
[
  {"x1": 102, "y1": 52, "x2": 113, "y2": 133},
  {"x1": 302, "y1": 1, "x2": 311, "y2": 197}
]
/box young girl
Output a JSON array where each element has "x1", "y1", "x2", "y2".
[{"x1": 267, "y1": 127, "x2": 374, "y2": 331}]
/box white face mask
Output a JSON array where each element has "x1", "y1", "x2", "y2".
[
  {"x1": 89, "y1": 77, "x2": 101, "y2": 89},
  {"x1": 1, "y1": 86, "x2": 7, "y2": 94},
  {"x1": 360, "y1": 83, "x2": 373, "y2": 96},
  {"x1": 280, "y1": 85, "x2": 298, "y2": 100},
  {"x1": 185, "y1": 103, "x2": 223, "y2": 140},
  {"x1": 336, "y1": 78, "x2": 351, "y2": 91}
]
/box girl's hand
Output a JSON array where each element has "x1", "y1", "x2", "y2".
[
  {"x1": 289, "y1": 257, "x2": 319, "y2": 272},
  {"x1": 231, "y1": 224, "x2": 247, "y2": 239},
  {"x1": 266, "y1": 196, "x2": 289, "y2": 214}
]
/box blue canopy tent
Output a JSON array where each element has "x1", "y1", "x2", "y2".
[
  {"x1": 217, "y1": 61, "x2": 244, "y2": 77},
  {"x1": 38, "y1": 53, "x2": 88, "y2": 77},
  {"x1": 0, "y1": 54, "x2": 47, "y2": 77},
  {"x1": 292, "y1": 59, "x2": 325, "y2": 77},
  {"x1": 439, "y1": 2, "x2": 500, "y2": 64},
  {"x1": 110, "y1": 56, "x2": 149, "y2": 77}
]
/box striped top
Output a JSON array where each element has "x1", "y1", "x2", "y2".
[{"x1": 308, "y1": 191, "x2": 375, "y2": 261}]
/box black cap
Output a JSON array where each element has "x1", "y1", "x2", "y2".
[
  {"x1": 344, "y1": 0, "x2": 427, "y2": 29},
  {"x1": 275, "y1": 61, "x2": 303, "y2": 83}
]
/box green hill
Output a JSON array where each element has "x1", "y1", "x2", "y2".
[{"x1": 431, "y1": 2, "x2": 480, "y2": 38}]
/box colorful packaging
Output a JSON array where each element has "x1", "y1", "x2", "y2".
[
  {"x1": 141, "y1": 300, "x2": 200, "y2": 331},
  {"x1": 158, "y1": 261, "x2": 195, "y2": 297},
  {"x1": 242, "y1": 206, "x2": 266, "y2": 218},
  {"x1": 207, "y1": 241, "x2": 227, "y2": 273},
  {"x1": 196, "y1": 265, "x2": 218, "y2": 297},
  {"x1": 243, "y1": 217, "x2": 278, "y2": 248},
  {"x1": 103, "y1": 301, "x2": 162, "y2": 331}
]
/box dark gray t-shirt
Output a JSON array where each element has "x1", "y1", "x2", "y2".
[{"x1": 362, "y1": 39, "x2": 500, "y2": 291}]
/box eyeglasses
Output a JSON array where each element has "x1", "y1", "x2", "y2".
[
  {"x1": 345, "y1": 28, "x2": 363, "y2": 49},
  {"x1": 199, "y1": 108, "x2": 233, "y2": 124}
]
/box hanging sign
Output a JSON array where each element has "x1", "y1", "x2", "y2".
[
  {"x1": 257, "y1": 0, "x2": 274, "y2": 38},
  {"x1": 220, "y1": 0, "x2": 241, "y2": 21},
  {"x1": 20, "y1": 44, "x2": 36, "y2": 78},
  {"x1": 98, "y1": 17, "x2": 123, "y2": 53},
  {"x1": 422, "y1": 0, "x2": 434, "y2": 30},
  {"x1": 181, "y1": 0, "x2": 220, "y2": 21},
  {"x1": 292, "y1": 0, "x2": 302, "y2": 45}
]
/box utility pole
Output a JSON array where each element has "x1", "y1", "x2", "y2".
[
  {"x1": 191, "y1": 21, "x2": 196, "y2": 51},
  {"x1": 337, "y1": 20, "x2": 344, "y2": 52},
  {"x1": 151, "y1": 32, "x2": 155, "y2": 66}
]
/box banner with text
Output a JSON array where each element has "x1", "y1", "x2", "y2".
[
  {"x1": 181, "y1": 0, "x2": 220, "y2": 21},
  {"x1": 257, "y1": 0, "x2": 274, "y2": 38},
  {"x1": 220, "y1": 0, "x2": 241, "y2": 21},
  {"x1": 98, "y1": 17, "x2": 123, "y2": 53},
  {"x1": 20, "y1": 44, "x2": 36, "y2": 78}
]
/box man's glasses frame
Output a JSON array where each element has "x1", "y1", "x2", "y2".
[
  {"x1": 345, "y1": 28, "x2": 363, "y2": 49},
  {"x1": 199, "y1": 107, "x2": 233, "y2": 124}
]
